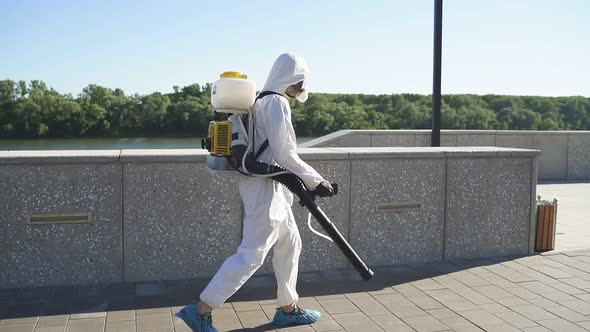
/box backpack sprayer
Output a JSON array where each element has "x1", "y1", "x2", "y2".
[{"x1": 202, "y1": 71, "x2": 374, "y2": 280}]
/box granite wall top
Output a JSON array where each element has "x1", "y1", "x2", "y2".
[
  {"x1": 0, "y1": 147, "x2": 540, "y2": 164},
  {"x1": 300, "y1": 130, "x2": 590, "y2": 149}
]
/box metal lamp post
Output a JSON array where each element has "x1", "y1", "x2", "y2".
[{"x1": 432, "y1": 0, "x2": 443, "y2": 147}]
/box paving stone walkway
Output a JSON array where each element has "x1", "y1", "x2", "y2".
[{"x1": 2, "y1": 249, "x2": 590, "y2": 332}]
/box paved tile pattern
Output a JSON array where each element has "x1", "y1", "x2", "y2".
[{"x1": 2, "y1": 250, "x2": 590, "y2": 331}]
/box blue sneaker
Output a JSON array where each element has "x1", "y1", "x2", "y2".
[
  {"x1": 271, "y1": 305, "x2": 321, "y2": 327},
  {"x1": 175, "y1": 304, "x2": 218, "y2": 332}
]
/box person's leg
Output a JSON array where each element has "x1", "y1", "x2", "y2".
[
  {"x1": 199, "y1": 213, "x2": 280, "y2": 310},
  {"x1": 198, "y1": 178, "x2": 281, "y2": 312},
  {"x1": 198, "y1": 178, "x2": 283, "y2": 312},
  {"x1": 270, "y1": 208, "x2": 322, "y2": 327},
  {"x1": 176, "y1": 179, "x2": 283, "y2": 332},
  {"x1": 272, "y1": 207, "x2": 302, "y2": 309}
]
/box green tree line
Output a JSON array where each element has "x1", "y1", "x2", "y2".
[{"x1": 1, "y1": 79, "x2": 589, "y2": 138}]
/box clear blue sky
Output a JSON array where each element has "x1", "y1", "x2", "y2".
[{"x1": 1, "y1": 0, "x2": 588, "y2": 97}]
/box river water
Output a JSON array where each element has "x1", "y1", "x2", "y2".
[{"x1": 0, "y1": 137, "x2": 316, "y2": 150}]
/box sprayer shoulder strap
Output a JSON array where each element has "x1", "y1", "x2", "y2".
[
  {"x1": 255, "y1": 90, "x2": 283, "y2": 101},
  {"x1": 252, "y1": 91, "x2": 284, "y2": 159}
]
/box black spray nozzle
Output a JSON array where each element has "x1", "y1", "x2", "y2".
[
  {"x1": 361, "y1": 269, "x2": 375, "y2": 281},
  {"x1": 269, "y1": 168, "x2": 373, "y2": 281}
]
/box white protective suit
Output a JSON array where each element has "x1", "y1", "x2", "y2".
[{"x1": 199, "y1": 53, "x2": 325, "y2": 308}]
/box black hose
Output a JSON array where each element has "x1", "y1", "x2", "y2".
[
  {"x1": 270, "y1": 165, "x2": 374, "y2": 281},
  {"x1": 230, "y1": 145, "x2": 374, "y2": 280}
]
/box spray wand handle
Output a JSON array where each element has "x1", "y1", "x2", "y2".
[{"x1": 310, "y1": 182, "x2": 338, "y2": 201}]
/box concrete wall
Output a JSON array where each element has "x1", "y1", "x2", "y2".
[
  {"x1": 0, "y1": 151, "x2": 123, "y2": 287},
  {"x1": 302, "y1": 130, "x2": 590, "y2": 180},
  {"x1": 0, "y1": 147, "x2": 539, "y2": 288}
]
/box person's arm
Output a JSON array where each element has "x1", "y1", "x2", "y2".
[{"x1": 263, "y1": 96, "x2": 324, "y2": 189}]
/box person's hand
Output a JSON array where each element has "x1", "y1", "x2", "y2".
[{"x1": 313, "y1": 180, "x2": 335, "y2": 197}]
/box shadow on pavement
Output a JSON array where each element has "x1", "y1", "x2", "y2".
[
  {"x1": 225, "y1": 323, "x2": 276, "y2": 332},
  {"x1": 0, "y1": 255, "x2": 532, "y2": 320}
]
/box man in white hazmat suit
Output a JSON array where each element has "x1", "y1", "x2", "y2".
[{"x1": 175, "y1": 53, "x2": 335, "y2": 331}]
